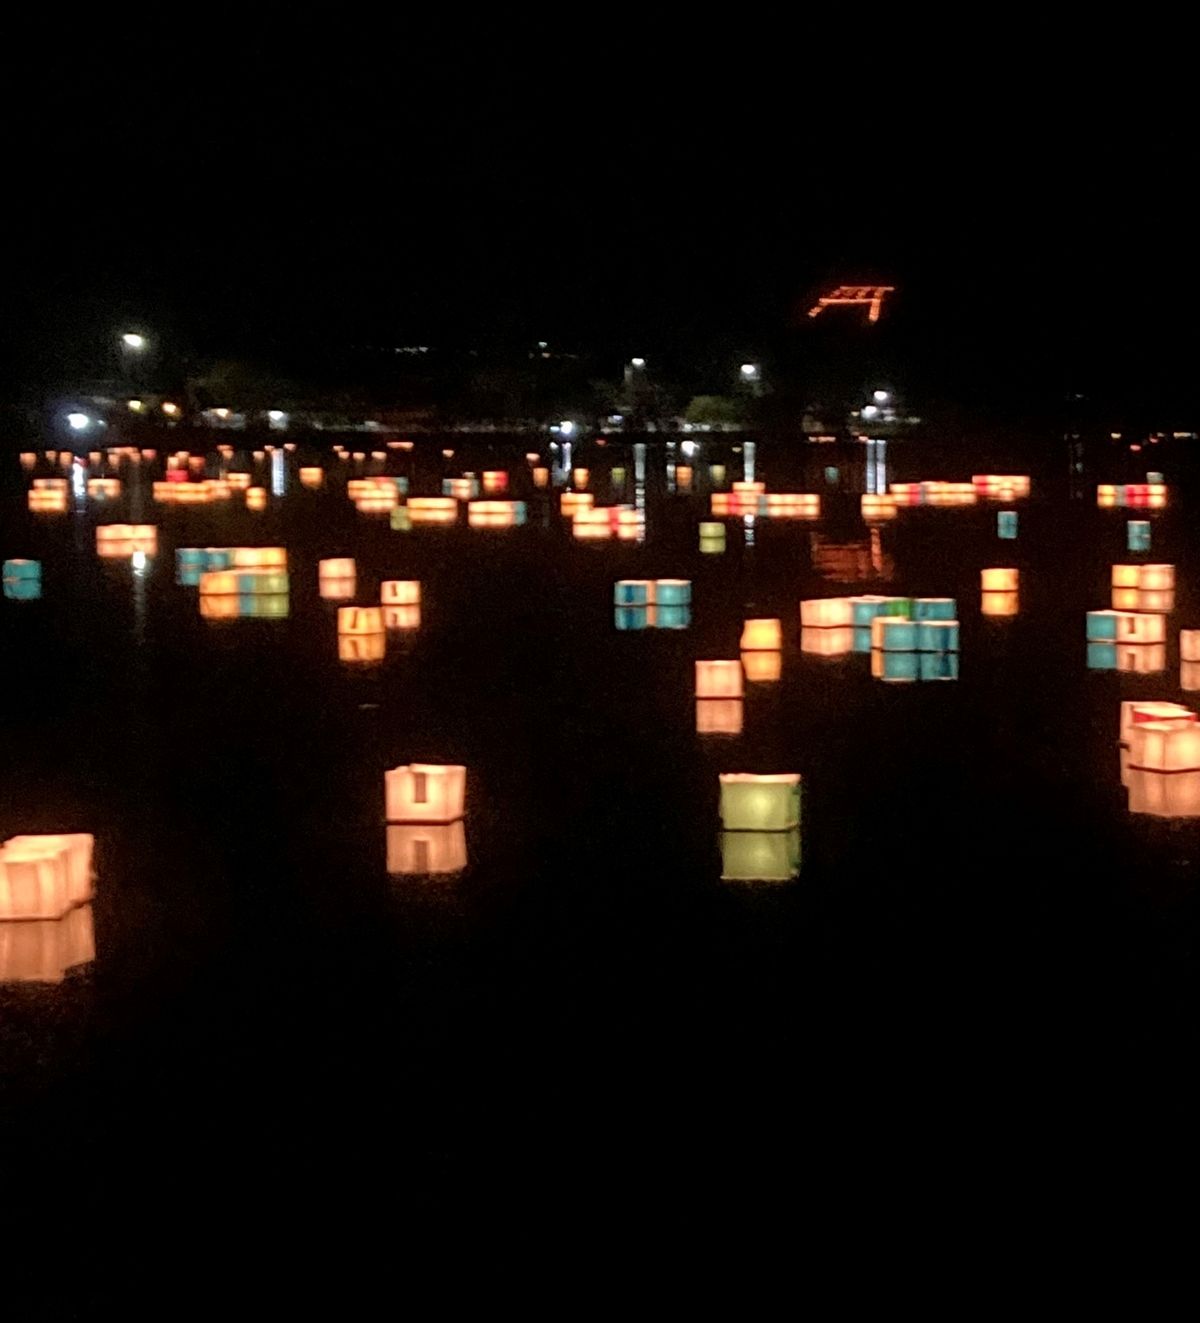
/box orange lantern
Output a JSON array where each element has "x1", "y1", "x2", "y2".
[
  {"x1": 338, "y1": 633, "x2": 386, "y2": 662},
  {"x1": 386, "y1": 823, "x2": 467, "y2": 875},
  {"x1": 385, "y1": 764, "x2": 467, "y2": 823},
  {"x1": 381, "y1": 581, "x2": 420, "y2": 606},
  {"x1": 695, "y1": 699, "x2": 744, "y2": 735},
  {"x1": 337, "y1": 606, "x2": 385, "y2": 635},
  {"x1": 0, "y1": 834, "x2": 95, "y2": 921}
]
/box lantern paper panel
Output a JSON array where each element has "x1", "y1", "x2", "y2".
[
  {"x1": 1128, "y1": 722, "x2": 1200, "y2": 772},
  {"x1": 981, "y1": 568, "x2": 1018, "y2": 592},
  {"x1": 385, "y1": 765, "x2": 467, "y2": 823},
  {"x1": 720, "y1": 828, "x2": 801, "y2": 882},
  {"x1": 468, "y1": 501, "x2": 526, "y2": 528},
  {"x1": 800, "y1": 627, "x2": 855, "y2": 656},
  {"x1": 871, "y1": 649, "x2": 920, "y2": 683},
  {"x1": 0, "y1": 904, "x2": 94, "y2": 984},
  {"x1": 741, "y1": 650, "x2": 782, "y2": 683},
  {"x1": 699, "y1": 522, "x2": 726, "y2": 554},
  {"x1": 656, "y1": 580, "x2": 691, "y2": 607},
  {"x1": 3, "y1": 559, "x2": 41, "y2": 601},
  {"x1": 1088, "y1": 643, "x2": 1167, "y2": 673},
  {"x1": 1086, "y1": 611, "x2": 1165, "y2": 643},
  {"x1": 1182, "y1": 661, "x2": 1200, "y2": 692},
  {"x1": 696, "y1": 661, "x2": 744, "y2": 699},
  {"x1": 656, "y1": 603, "x2": 691, "y2": 630},
  {"x1": 231, "y1": 547, "x2": 287, "y2": 569},
  {"x1": 916, "y1": 620, "x2": 960, "y2": 652},
  {"x1": 390, "y1": 507, "x2": 411, "y2": 531},
  {"x1": 381, "y1": 581, "x2": 421, "y2": 606},
  {"x1": 299, "y1": 467, "x2": 324, "y2": 488},
  {"x1": 919, "y1": 651, "x2": 960, "y2": 681},
  {"x1": 615, "y1": 606, "x2": 654, "y2": 631},
  {"x1": 982, "y1": 590, "x2": 1019, "y2": 617},
  {"x1": 861, "y1": 494, "x2": 897, "y2": 521},
  {"x1": 801, "y1": 598, "x2": 853, "y2": 628},
  {"x1": 1127, "y1": 521, "x2": 1151, "y2": 552},
  {"x1": 614, "y1": 580, "x2": 655, "y2": 606},
  {"x1": 740, "y1": 619, "x2": 782, "y2": 651},
  {"x1": 0, "y1": 834, "x2": 95, "y2": 921},
  {"x1": 997, "y1": 510, "x2": 1019, "y2": 539},
  {"x1": 384, "y1": 605, "x2": 420, "y2": 631},
  {"x1": 1119, "y1": 701, "x2": 1196, "y2": 745},
  {"x1": 719, "y1": 774, "x2": 801, "y2": 832},
  {"x1": 696, "y1": 699, "x2": 744, "y2": 735},
  {"x1": 386, "y1": 823, "x2": 468, "y2": 876},
  {"x1": 338, "y1": 606, "x2": 385, "y2": 635},
  {"x1": 1127, "y1": 769, "x2": 1200, "y2": 819}
]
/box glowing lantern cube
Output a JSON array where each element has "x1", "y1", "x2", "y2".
[
  {"x1": 800, "y1": 627, "x2": 854, "y2": 656},
  {"x1": 870, "y1": 616, "x2": 917, "y2": 651},
  {"x1": 246, "y1": 487, "x2": 267, "y2": 510},
  {"x1": 709, "y1": 465, "x2": 726, "y2": 486},
  {"x1": 0, "y1": 834, "x2": 95, "y2": 921},
  {"x1": 695, "y1": 699, "x2": 744, "y2": 735},
  {"x1": 385, "y1": 764, "x2": 466, "y2": 823},
  {"x1": 1180, "y1": 631, "x2": 1200, "y2": 663},
  {"x1": 386, "y1": 822, "x2": 467, "y2": 876},
  {"x1": 407, "y1": 498, "x2": 458, "y2": 525},
  {"x1": 571, "y1": 469, "x2": 588, "y2": 490},
  {"x1": 981, "y1": 568, "x2": 1018, "y2": 592},
  {"x1": 1182, "y1": 661, "x2": 1200, "y2": 692},
  {"x1": 914, "y1": 598, "x2": 956, "y2": 621},
  {"x1": 300, "y1": 467, "x2": 324, "y2": 489},
  {"x1": 0, "y1": 903, "x2": 94, "y2": 984},
  {"x1": 740, "y1": 619, "x2": 782, "y2": 652},
  {"x1": 532, "y1": 467, "x2": 550, "y2": 489},
  {"x1": 614, "y1": 606, "x2": 654, "y2": 631},
  {"x1": 561, "y1": 492, "x2": 593, "y2": 517},
  {"x1": 468, "y1": 500, "x2": 526, "y2": 528},
  {"x1": 720, "y1": 829, "x2": 801, "y2": 882},
  {"x1": 719, "y1": 774, "x2": 801, "y2": 832},
  {"x1": 3, "y1": 559, "x2": 41, "y2": 601},
  {"x1": 27, "y1": 488, "x2": 67, "y2": 513},
  {"x1": 861, "y1": 494, "x2": 896, "y2": 521},
  {"x1": 381, "y1": 581, "x2": 420, "y2": 606},
  {"x1": 1127, "y1": 769, "x2": 1200, "y2": 818},
  {"x1": 338, "y1": 606, "x2": 385, "y2": 635},
  {"x1": 656, "y1": 580, "x2": 691, "y2": 607},
  {"x1": 1129, "y1": 722, "x2": 1200, "y2": 772},
  {"x1": 87, "y1": 477, "x2": 121, "y2": 499},
  {"x1": 871, "y1": 649, "x2": 920, "y2": 682},
  {"x1": 917, "y1": 621, "x2": 960, "y2": 652},
  {"x1": 801, "y1": 598, "x2": 853, "y2": 628},
  {"x1": 699, "y1": 522, "x2": 726, "y2": 554},
  {"x1": 675, "y1": 464, "x2": 693, "y2": 490},
  {"x1": 998, "y1": 510, "x2": 1018, "y2": 539},
  {"x1": 338, "y1": 633, "x2": 385, "y2": 662},
  {"x1": 1127, "y1": 521, "x2": 1151, "y2": 552},
  {"x1": 443, "y1": 477, "x2": 479, "y2": 501},
  {"x1": 1119, "y1": 701, "x2": 1195, "y2": 746},
  {"x1": 614, "y1": 580, "x2": 655, "y2": 606},
  {"x1": 384, "y1": 605, "x2": 420, "y2": 630},
  {"x1": 232, "y1": 547, "x2": 287, "y2": 569},
  {"x1": 741, "y1": 650, "x2": 782, "y2": 682},
  {"x1": 319, "y1": 557, "x2": 356, "y2": 591},
  {"x1": 1086, "y1": 610, "x2": 1165, "y2": 643},
  {"x1": 982, "y1": 590, "x2": 1019, "y2": 617},
  {"x1": 390, "y1": 508, "x2": 411, "y2": 531},
  {"x1": 696, "y1": 661, "x2": 744, "y2": 699}
]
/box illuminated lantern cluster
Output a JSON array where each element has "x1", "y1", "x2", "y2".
[
  {"x1": 468, "y1": 500, "x2": 527, "y2": 528},
  {"x1": 152, "y1": 479, "x2": 231, "y2": 503},
  {"x1": 1086, "y1": 609, "x2": 1166, "y2": 671},
  {"x1": 922, "y1": 481, "x2": 977, "y2": 507},
  {"x1": 614, "y1": 579, "x2": 691, "y2": 630},
  {"x1": 407, "y1": 497, "x2": 458, "y2": 526},
  {"x1": 97, "y1": 524, "x2": 158, "y2": 558},
  {"x1": 385, "y1": 765, "x2": 466, "y2": 824},
  {"x1": 87, "y1": 477, "x2": 121, "y2": 500},
  {"x1": 1097, "y1": 483, "x2": 1167, "y2": 509},
  {"x1": 800, "y1": 595, "x2": 915, "y2": 654},
  {"x1": 319, "y1": 557, "x2": 356, "y2": 600},
  {"x1": 574, "y1": 506, "x2": 642, "y2": 541},
  {"x1": 443, "y1": 476, "x2": 479, "y2": 501},
  {"x1": 483, "y1": 471, "x2": 509, "y2": 494},
  {"x1": 348, "y1": 477, "x2": 405, "y2": 514},
  {"x1": 699, "y1": 521, "x2": 726, "y2": 554},
  {"x1": 861, "y1": 494, "x2": 897, "y2": 521},
  {"x1": 28, "y1": 478, "x2": 67, "y2": 513},
  {"x1": 1111, "y1": 564, "x2": 1174, "y2": 613},
  {"x1": 561, "y1": 491, "x2": 593, "y2": 518},
  {"x1": 718, "y1": 774, "x2": 801, "y2": 882},
  {"x1": 973, "y1": 474, "x2": 1031, "y2": 500},
  {"x1": 386, "y1": 823, "x2": 467, "y2": 876},
  {"x1": 889, "y1": 482, "x2": 924, "y2": 507},
  {"x1": 3, "y1": 559, "x2": 41, "y2": 601},
  {"x1": 0, "y1": 834, "x2": 94, "y2": 921},
  {"x1": 869, "y1": 607, "x2": 960, "y2": 683}
]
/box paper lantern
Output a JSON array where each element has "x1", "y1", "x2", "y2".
[
  {"x1": 390, "y1": 507, "x2": 411, "y2": 531},
  {"x1": 696, "y1": 699, "x2": 744, "y2": 735},
  {"x1": 27, "y1": 488, "x2": 67, "y2": 513},
  {"x1": 614, "y1": 606, "x2": 654, "y2": 631},
  {"x1": 0, "y1": 903, "x2": 94, "y2": 984},
  {"x1": 386, "y1": 823, "x2": 467, "y2": 876},
  {"x1": 997, "y1": 510, "x2": 1018, "y2": 539},
  {"x1": 870, "y1": 616, "x2": 917, "y2": 651},
  {"x1": 407, "y1": 498, "x2": 458, "y2": 525},
  {"x1": 87, "y1": 477, "x2": 121, "y2": 499},
  {"x1": 981, "y1": 567, "x2": 1018, "y2": 591},
  {"x1": 1088, "y1": 643, "x2": 1166, "y2": 673},
  {"x1": 675, "y1": 465, "x2": 693, "y2": 490},
  {"x1": 573, "y1": 508, "x2": 614, "y2": 539},
  {"x1": 338, "y1": 606, "x2": 384, "y2": 635},
  {"x1": 1180, "y1": 630, "x2": 1200, "y2": 663},
  {"x1": 532, "y1": 466, "x2": 550, "y2": 488},
  {"x1": 699, "y1": 522, "x2": 726, "y2": 554},
  {"x1": 861, "y1": 494, "x2": 896, "y2": 521},
  {"x1": 982, "y1": 590, "x2": 1019, "y2": 617},
  {"x1": 225, "y1": 472, "x2": 250, "y2": 489},
  {"x1": 741, "y1": 650, "x2": 782, "y2": 682},
  {"x1": 764, "y1": 493, "x2": 820, "y2": 518},
  {"x1": 656, "y1": 580, "x2": 692, "y2": 607},
  {"x1": 696, "y1": 661, "x2": 744, "y2": 699},
  {"x1": 202, "y1": 569, "x2": 288, "y2": 596},
  {"x1": 338, "y1": 633, "x2": 385, "y2": 661},
  {"x1": 710, "y1": 493, "x2": 734, "y2": 516},
  {"x1": 719, "y1": 774, "x2": 801, "y2": 832},
  {"x1": 1111, "y1": 587, "x2": 1140, "y2": 610},
  {"x1": 1138, "y1": 564, "x2": 1175, "y2": 592},
  {"x1": 614, "y1": 580, "x2": 655, "y2": 606},
  {"x1": 800, "y1": 627, "x2": 854, "y2": 656},
  {"x1": 1119, "y1": 701, "x2": 1196, "y2": 746},
  {"x1": 917, "y1": 620, "x2": 960, "y2": 652},
  {"x1": 710, "y1": 464, "x2": 727, "y2": 486},
  {"x1": 320, "y1": 557, "x2": 356, "y2": 581},
  {"x1": 96, "y1": 525, "x2": 157, "y2": 557},
  {"x1": 560, "y1": 492, "x2": 593, "y2": 517},
  {"x1": 614, "y1": 508, "x2": 643, "y2": 541},
  {"x1": 385, "y1": 764, "x2": 466, "y2": 823},
  {"x1": 720, "y1": 829, "x2": 801, "y2": 882},
  {"x1": 571, "y1": 468, "x2": 589, "y2": 490},
  {"x1": 300, "y1": 467, "x2": 324, "y2": 488},
  {"x1": 1136, "y1": 589, "x2": 1175, "y2": 614},
  {"x1": 442, "y1": 477, "x2": 479, "y2": 500},
  {"x1": 384, "y1": 605, "x2": 420, "y2": 630},
  {"x1": 914, "y1": 598, "x2": 956, "y2": 621},
  {"x1": 19, "y1": 452, "x2": 36, "y2": 469},
  {"x1": 1127, "y1": 521, "x2": 1151, "y2": 552},
  {"x1": 232, "y1": 547, "x2": 287, "y2": 569},
  {"x1": 1127, "y1": 769, "x2": 1200, "y2": 818},
  {"x1": 468, "y1": 500, "x2": 526, "y2": 528},
  {"x1": 1147, "y1": 484, "x2": 1167, "y2": 509},
  {"x1": 0, "y1": 834, "x2": 94, "y2": 921},
  {"x1": 849, "y1": 595, "x2": 912, "y2": 625},
  {"x1": 1086, "y1": 610, "x2": 1165, "y2": 643},
  {"x1": 245, "y1": 487, "x2": 267, "y2": 510},
  {"x1": 656, "y1": 604, "x2": 691, "y2": 630},
  {"x1": 919, "y1": 651, "x2": 960, "y2": 681},
  {"x1": 740, "y1": 619, "x2": 782, "y2": 651},
  {"x1": 381, "y1": 581, "x2": 420, "y2": 606},
  {"x1": 3, "y1": 560, "x2": 41, "y2": 600},
  {"x1": 476, "y1": 470, "x2": 507, "y2": 495},
  {"x1": 801, "y1": 598, "x2": 853, "y2": 628},
  {"x1": 871, "y1": 649, "x2": 920, "y2": 682},
  {"x1": 890, "y1": 482, "x2": 923, "y2": 507},
  {"x1": 1128, "y1": 722, "x2": 1200, "y2": 772},
  {"x1": 1182, "y1": 661, "x2": 1200, "y2": 691}
]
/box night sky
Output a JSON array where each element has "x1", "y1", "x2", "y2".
[{"x1": 4, "y1": 27, "x2": 1197, "y2": 421}]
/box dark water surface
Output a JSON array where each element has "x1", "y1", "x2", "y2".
[{"x1": 2, "y1": 438, "x2": 1197, "y2": 1280}]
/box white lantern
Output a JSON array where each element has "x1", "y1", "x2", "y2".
[
  {"x1": 800, "y1": 627, "x2": 854, "y2": 656},
  {"x1": 385, "y1": 765, "x2": 467, "y2": 823},
  {"x1": 696, "y1": 661, "x2": 744, "y2": 699},
  {"x1": 1127, "y1": 769, "x2": 1200, "y2": 819}
]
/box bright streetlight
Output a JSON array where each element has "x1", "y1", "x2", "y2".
[
  {"x1": 162, "y1": 402, "x2": 180, "y2": 417},
  {"x1": 872, "y1": 389, "x2": 890, "y2": 404},
  {"x1": 121, "y1": 332, "x2": 147, "y2": 351},
  {"x1": 630, "y1": 357, "x2": 646, "y2": 369},
  {"x1": 127, "y1": 399, "x2": 144, "y2": 412},
  {"x1": 740, "y1": 363, "x2": 760, "y2": 381},
  {"x1": 66, "y1": 412, "x2": 91, "y2": 431},
  {"x1": 862, "y1": 404, "x2": 880, "y2": 420},
  {"x1": 559, "y1": 420, "x2": 576, "y2": 436}
]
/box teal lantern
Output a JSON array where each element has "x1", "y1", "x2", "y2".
[
  {"x1": 852, "y1": 626, "x2": 873, "y2": 654},
  {"x1": 1127, "y1": 520, "x2": 1151, "y2": 552},
  {"x1": 2, "y1": 559, "x2": 41, "y2": 601},
  {"x1": 1086, "y1": 611, "x2": 1119, "y2": 641},
  {"x1": 1147, "y1": 471, "x2": 1163, "y2": 484},
  {"x1": 917, "y1": 620, "x2": 960, "y2": 652},
  {"x1": 874, "y1": 649, "x2": 920, "y2": 682},
  {"x1": 237, "y1": 570, "x2": 289, "y2": 595},
  {"x1": 998, "y1": 510, "x2": 1019, "y2": 539},
  {"x1": 656, "y1": 604, "x2": 691, "y2": 630},
  {"x1": 824, "y1": 466, "x2": 839, "y2": 485},
  {"x1": 699, "y1": 521, "x2": 726, "y2": 554},
  {"x1": 851, "y1": 598, "x2": 886, "y2": 627},
  {"x1": 614, "y1": 580, "x2": 653, "y2": 606},
  {"x1": 391, "y1": 476, "x2": 409, "y2": 496},
  {"x1": 914, "y1": 598, "x2": 956, "y2": 621},
  {"x1": 720, "y1": 828, "x2": 801, "y2": 882},
  {"x1": 1087, "y1": 642, "x2": 1117, "y2": 670},
  {"x1": 239, "y1": 593, "x2": 289, "y2": 619},
  {"x1": 919, "y1": 651, "x2": 960, "y2": 681},
  {"x1": 656, "y1": 579, "x2": 692, "y2": 607},
  {"x1": 875, "y1": 617, "x2": 918, "y2": 650},
  {"x1": 615, "y1": 606, "x2": 651, "y2": 631}
]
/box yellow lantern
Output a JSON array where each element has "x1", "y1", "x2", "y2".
[
  {"x1": 338, "y1": 633, "x2": 386, "y2": 662},
  {"x1": 337, "y1": 606, "x2": 384, "y2": 635},
  {"x1": 0, "y1": 903, "x2": 94, "y2": 984},
  {"x1": 246, "y1": 487, "x2": 267, "y2": 510},
  {"x1": 532, "y1": 467, "x2": 550, "y2": 488},
  {"x1": 319, "y1": 557, "x2": 356, "y2": 580},
  {"x1": 741, "y1": 650, "x2": 782, "y2": 682},
  {"x1": 861, "y1": 494, "x2": 896, "y2": 521},
  {"x1": 0, "y1": 834, "x2": 95, "y2": 921},
  {"x1": 1112, "y1": 565, "x2": 1139, "y2": 588},
  {"x1": 981, "y1": 567, "x2": 1018, "y2": 592},
  {"x1": 468, "y1": 500, "x2": 524, "y2": 528},
  {"x1": 386, "y1": 823, "x2": 467, "y2": 875},
  {"x1": 981, "y1": 590, "x2": 1019, "y2": 617},
  {"x1": 675, "y1": 464, "x2": 693, "y2": 490},
  {"x1": 232, "y1": 547, "x2": 287, "y2": 569},
  {"x1": 764, "y1": 493, "x2": 820, "y2": 518},
  {"x1": 381, "y1": 581, "x2": 420, "y2": 606},
  {"x1": 1111, "y1": 587, "x2": 1140, "y2": 611},
  {"x1": 320, "y1": 576, "x2": 356, "y2": 601},
  {"x1": 718, "y1": 774, "x2": 801, "y2": 831},
  {"x1": 572, "y1": 508, "x2": 613, "y2": 539},
  {"x1": 407, "y1": 498, "x2": 458, "y2": 525},
  {"x1": 720, "y1": 829, "x2": 801, "y2": 882},
  {"x1": 740, "y1": 619, "x2": 782, "y2": 651},
  {"x1": 695, "y1": 699, "x2": 744, "y2": 735},
  {"x1": 199, "y1": 595, "x2": 240, "y2": 620},
  {"x1": 227, "y1": 472, "x2": 251, "y2": 489},
  {"x1": 385, "y1": 764, "x2": 467, "y2": 823},
  {"x1": 696, "y1": 660, "x2": 744, "y2": 699}
]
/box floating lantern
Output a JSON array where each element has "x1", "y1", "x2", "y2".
[
  {"x1": 407, "y1": 497, "x2": 458, "y2": 525},
  {"x1": 870, "y1": 616, "x2": 918, "y2": 651},
  {"x1": 384, "y1": 605, "x2": 420, "y2": 630},
  {"x1": 1119, "y1": 701, "x2": 1195, "y2": 748},
  {"x1": 0, "y1": 903, "x2": 94, "y2": 984},
  {"x1": 1135, "y1": 589, "x2": 1175, "y2": 614},
  {"x1": 245, "y1": 487, "x2": 267, "y2": 510},
  {"x1": 675, "y1": 465, "x2": 693, "y2": 490},
  {"x1": 614, "y1": 606, "x2": 654, "y2": 631},
  {"x1": 710, "y1": 493, "x2": 735, "y2": 516},
  {"x1": 231, "y1": 547, "x2": 286, "y2": 570},
  {"x1": 889, "y1": 482, "x2": 923, "y2": 507},
  {"x1": 699, "y1": 522, "x2": 726, "y2": 554},
  {"x1": 299, "y1": 467, "x2": 324, "y2": 489},
  {"x1": 381, "y1": 581, "x2": 420, "y2": 606},
  {"x1": 982, "y1": 590, "x2": 1019, "y2": 617},
  {"x1": 96, "y1": 524, "x2": 157, "y2": 557},
  {"x1": 1127, "y1": 521, "x2": 1151, "y2": 552},
  {"x1": 611, "y1": 466, "x2": 626, "y2": 490},
  {"x1": 385, "y1": 764, "x2": 466, "y2": 823},
  {"x1": 861, "y1": 494, "x2": 896, "y2": 521},
  {"x1": 917, "y1": 620, "x2": 960, "y2": 651},
  {"x1": 27, "y1": 487, "x2": 67, "y2": 513},
  {"x1": 1111, "y1": 586, "x2": 1140, "y2": 611},
  {"x1": 913, "y1": 598, "x2": 956, "y2": 621},
  {"x1": 227, "y1": 472, "x2": 251, "y2": 489},
  {"x1": 386, "y1": 823, "x2": 467, "y2": 876},
  {"x1": 572, "y1": 508, "x2": 615, "y2": 539},
  {"x1": 614, "y1": 580, "x2": 655, "y2": 606},
  {"x1": 919, "y1": 652, "x2": 960, "y2": 681},
  {"x1": 442, "y1": 477, "x2": 479, "y2": 501},
  {"x1": 981, "y1": 568, "x2": 1018, "y2": 592},
  {"x1": 615, "y1": 508, "x2": 643, "y2": 541},
  {"x1": 1128, "y1": 721, "x2": 1200, "y2": 773},
  {"x1": 763, "y1": 493, "x2": 820, "y2": 519},
  {"x1": 710, "y1": 464, "x2": 726, "y2": 486},
  {"x1": 696, "y1": 661, "x2": 744, "y2": 699},
  {"x1": 1086, "y1": 610, "x2": 1166, "y2": 643},
  {"x1": 973, "y1": 474, "x2": 1031, "y2": 499},
  {"x1": 2, "y1": 559, "x2": 41, "y2": 601},
  {"x1": 468, "y1": 500, "x2": 526, "y2": 528},
  {"x1": 338, "y1": 633, "x2": 385, "y2": 661},
  {"x1": 1182, "y1": 662, "x2": 1200, "y2": 691},
  {"x1": 997, "y1": 510, "x2": 1019, "y2": 539},
  {"x1": 338, "y1": 606, "x2": 384, "y2": 635},
  {"x1": 801, "y1": 598, "x2": 853, "y2": 628},
  {"x1": 19, "y1": 452, "x2": 36, "y2": 470},
  {"x1": 741, "y1": 650, "x2": 782, "y2": 682},
  {"x1": 656, "y1": 604, "x2": 690, "y2": 629},
  {"x1": 87, "y1": 477, "x2": 121, "y2": 499},
  {"x1": 532, "y1": 467, "x2": 550, "y2": 488},
  {"x1": 871, "y1": 649, "x2": 920, "y2": 682},
  {"x1": 1088, "y1": 643, "x2": 1166, "y2": 673},
  {"x1": 740, "y1": 619, "x2": 782, "y2": 651},
  {"x1": 1180, "y1": 630, "x2": 1200, "y2": 662},
  {"x1": 480, "y1": 470, "x2": 508, "y2": 494},
  {"x1": 0, "y1": 834, "x2": 94, "y2": 921},
  {"x1": 656, "y1": 579, "x2": 691, "y2": 607},
  {"x1": 719, "y1": 774, "x2": 801, "y2": 832},
  {"x1": 720, "y1": 829, "x2": 801, "y2": 882},
  {"x1": 571, "y1": 468, "x2": 589, "y2": 490},
  {"x1": 800, "y1": 626, "x2": 854, "y2": 656},
  {"x1": 319, "y1": 557, "x2": 355, "y2": 580},
  {"x1": 696, "y1": 699, "x2": 744, "y2": 735},
  {"x1": 560, "y1": 491, "x2": 593, "y2": 517}
]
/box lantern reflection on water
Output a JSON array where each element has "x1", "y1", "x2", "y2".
[
  {"x1": 615, "y1": 580, "x2": 655, "y2": 606},
  {"x1": 0, "y1": 834, "x2": 95, "y2": 921},
  {"x1": 0, "y1": 903, "x2": 94, "y2": 984},
  {"x1": 1182, "y1": 631, "x2": 1200, "y2": 663},
  {"x1": 1127, "y1": 769, "x2": 1200, "y2": 818},
  {"x1": 800, "y1": 627, "x2": 854, "y2": 656},
  {"x1": 386, "y1": 822, "x2": 467, "y2": 876},
  {"x1": 385, "y1": 764, "x2": 466, "y2": 823},
  {"x1": 1182, "y1": 662, "x2": 1200, "y2": 691},
  {"x1": 384, "y1": 605, "x2": 420, "y2": 630},
  {"x1": 982, "y1": 590, "x2": 1019, "y2": 617},
  {"x1": 720, "y1": 828, "x2": 800, "y2": 882},
  {"x1": 917, "y1": 620, "x2": 960, "y2": 652},
  {"x1": 3, "y1": 559, "x2": 41, "y2": 601},
  {"x1": 871, "y1": 649, "x2": 920, "y2": 682},
  {"x1": 741, "y1": 650, "x2": 782, "y2": 682},
  {"x1": 338, "y1": 633, "x2": 385, "y2": 662},
  {"x1": 696, "y1": 698, "x2": 744, "y2": 735},
  {"x1": 719, "y1": 773, "x2": 801, "y2": 832},
  {"x1": 338, "y1": 606, "x2": 384, "y2": 635},
  {"x1": 696, "y1": 661, "x2": 744, "y2": 699},
  {"x1": 1087, "y1": 642, "x2": 1167, "y2": 673},
  {"x1": 319, "y1": 558, "x2": 356, "y2": 600},
  {"x1": 870, "y1": 616, "x2": 917, "y2": 651}
]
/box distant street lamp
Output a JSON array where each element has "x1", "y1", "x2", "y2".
[
  {"x1": 66, "y1": 412, "x2": 91, "y2": 431},
  {"x1": 162, "y1": 402, "x2": 180, "y2": 417},
  {"x1": 862, "y1": 404, "x2": 880, "y2": 420},
  {"x1": 872, "y1": 389, "x2": 890, "y2": 404},
  {"x1": 630, "y1": 357, "x2": 646, "y2": 369},
  {"x1": 739, "y1": 363, "x2": 760, "y2": 382},
  {"x1": 127, "y1": 399, "x2": 144, "y2": 412},
  {"x1": 121, "y1": 332, "x2": 147, "y2": 351}
]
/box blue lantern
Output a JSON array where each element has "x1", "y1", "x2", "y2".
[
  {"x1": 1127, "y1": 520, "x2": 1151, "y2": 552},
  {"x1": 997, "y1": 510, "x2": 1018, "y2": 539},
  {"x1": 914, "y1": 598, "x2": 957, "y2": 621}
]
